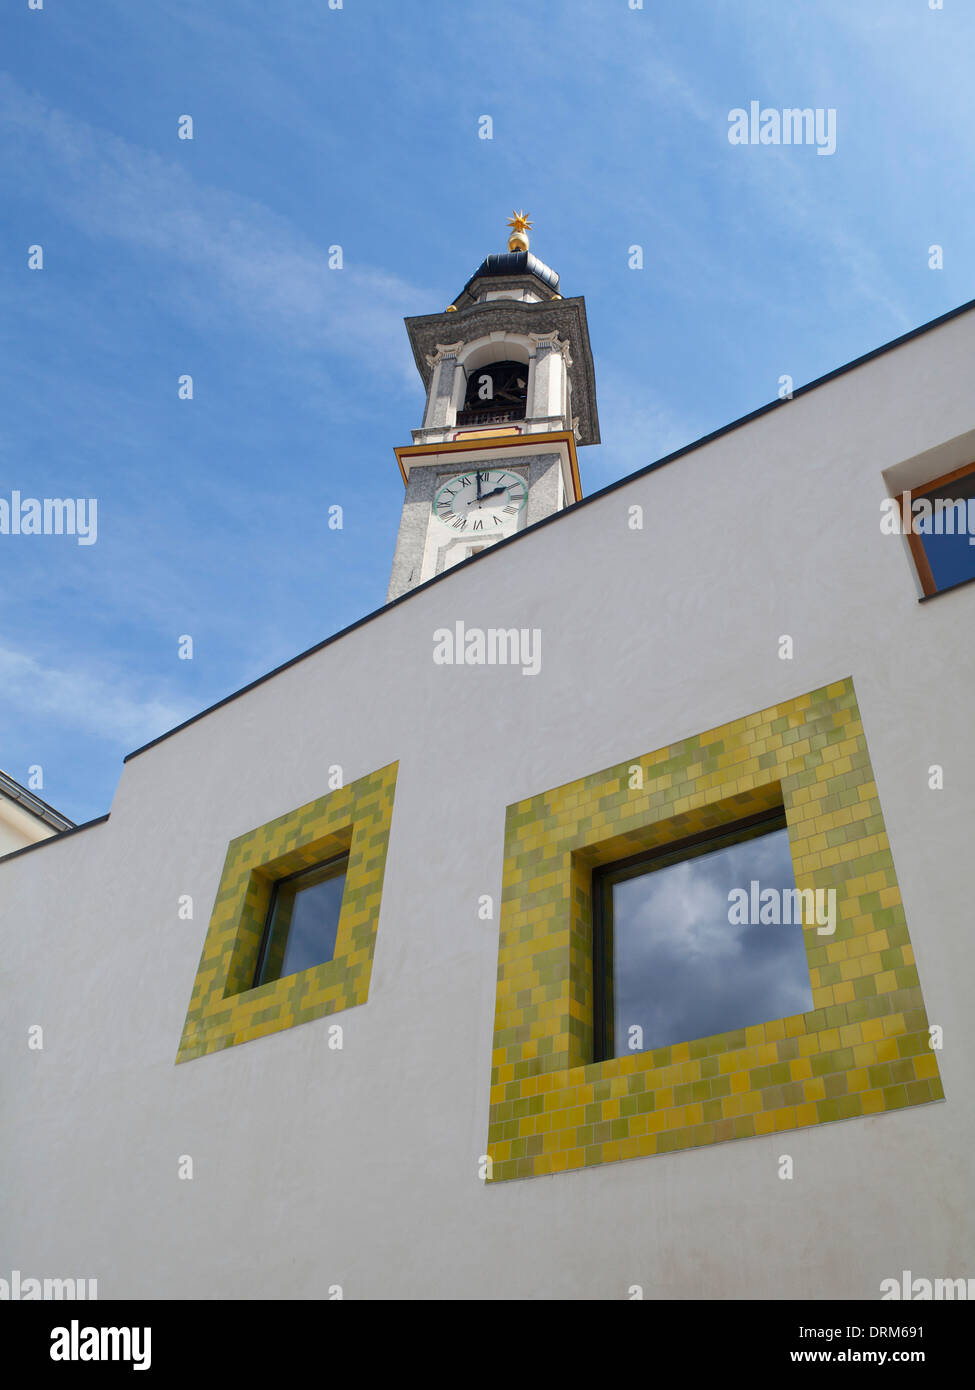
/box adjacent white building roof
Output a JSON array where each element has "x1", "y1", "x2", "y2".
[{"x1": 0, "y1": 768, "x2": 74, "y2": 857}]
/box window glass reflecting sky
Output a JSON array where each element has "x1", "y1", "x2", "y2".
[
  {"x1": 914, "y1": 471, "x2": 975, "y2": 591},
  {"x1": 612, "y1": 827, "x2": 814, "y2": 1054},
  {"x1": 257, "y1": 863, "x2": 346, "y2": 986}
]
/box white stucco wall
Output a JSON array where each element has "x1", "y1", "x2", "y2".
[{"x1": 2, "y1": 307, "x2": 974, "y2": 1300}]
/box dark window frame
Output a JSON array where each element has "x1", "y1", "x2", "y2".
[
  {"x1": 252, "y1": 851, "x2": 349, "y2": 989},
  {"x1": 591, "y1": 806, "x2": 789, "y2": 1063}
]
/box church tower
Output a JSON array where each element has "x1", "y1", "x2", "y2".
[{"x1": 386, "y1": 214, "x2": 600, "y2": 600}]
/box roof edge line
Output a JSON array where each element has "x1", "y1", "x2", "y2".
[
  {"x1": 0, "y1": 768, "x2": 75, "y2": 831},
  {"x1": 121, "y1": 290, "x2": 975, "y2": 766},
  {"x1": 0, "y1": 813, "x2": 110, "y2": 867}
]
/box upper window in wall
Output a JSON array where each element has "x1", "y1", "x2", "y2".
[
  {"x1": 899, "y1": 459, "x2": 975, "y2": 597},
  {"x1": 592, "y1": 810, "x2": 815, "y2": 1061}
]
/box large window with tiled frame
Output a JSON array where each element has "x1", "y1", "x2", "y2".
[
  {"x1": 176, "y1": 762, "x2": 397, "y2": 1063},
  {"x1": 486, "y1": 680, "x2": 940, "y2": 1181}
]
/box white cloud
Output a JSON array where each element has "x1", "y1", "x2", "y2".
[
  {"x1": 0, "y1": 74, "x2": 426, "y2": 384},
  {"x1": 0, "y1": 644, "x2": 193, "y2": 746},
  {"x1": 586, "y1": 370, "x2": 695, "y2": 483}
]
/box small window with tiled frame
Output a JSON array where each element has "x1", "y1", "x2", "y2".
[
  {"x1": 176, "y1": 762, "x2": 397, "y2": 1063},
  {"x1": 486, "y1": 681, "x2": 941, "y2": 1181}
]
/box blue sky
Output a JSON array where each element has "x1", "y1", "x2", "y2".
[{"x1": 2, "y1": 0, "x2": 973, "y2": 824}]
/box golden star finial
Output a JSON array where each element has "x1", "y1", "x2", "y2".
[{"x1": 506, "y1": 209, "x2": 532, "y2": 252}]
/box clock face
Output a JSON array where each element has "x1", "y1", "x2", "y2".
[{"x1": 432, "y1": 469, "x2": 528, "y2": 535}]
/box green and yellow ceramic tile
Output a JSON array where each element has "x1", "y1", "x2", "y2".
[
  {"x1": 487, "y1": 681, "x2": 940, "y2": 1180},
  {"x1": 177, "y1": 761, "x2": 398, "y2": 1062}
]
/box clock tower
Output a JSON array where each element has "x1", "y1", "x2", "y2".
[{"x1": 386, "y1": 214, "x2": 600, "y2": 601}]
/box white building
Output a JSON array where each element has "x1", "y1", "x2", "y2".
[
  {"x1": 0, "y1": 769, "x2": 73, "y2": 859},
  {"x1": 2, "y1": 221, "x2": 973, "y2": 1300}
]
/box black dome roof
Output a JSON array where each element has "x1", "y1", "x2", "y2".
[{"x1": 461, "y1": 250, "x2": 560, "y2": 297}]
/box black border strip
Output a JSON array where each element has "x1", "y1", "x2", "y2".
[
  {"x1": 123, "y1": 293, "x2": 975, "y2": 765},
  {"x1": 918, "y1": 570, "x2": 975, "y2": 603},
  {"x1": 0, "y1": 813, "x2": 110, "y2": 866}
]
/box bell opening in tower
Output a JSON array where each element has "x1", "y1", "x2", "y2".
[{"x1": 457, "y1": 360, "x2": 528, "y2": 427}]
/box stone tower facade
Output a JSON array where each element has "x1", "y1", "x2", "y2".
[{"x1": 386, "y1": 215, "x2": 600, "y2": 600}]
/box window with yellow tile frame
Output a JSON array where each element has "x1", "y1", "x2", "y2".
[
  {"x1": 176, "y1": 761, "x2": 397, "y2": 1063},
  {"x1": 486, "y1": 681, "x2": 941, "y2": 1181}
]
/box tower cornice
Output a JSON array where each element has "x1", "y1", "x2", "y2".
[
  {"x1": 404, "y1": 296, "x2": 600, "y2": 446},
  {"x1": 393, "y1": 430, "x2": 583, "y2": 504}
]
